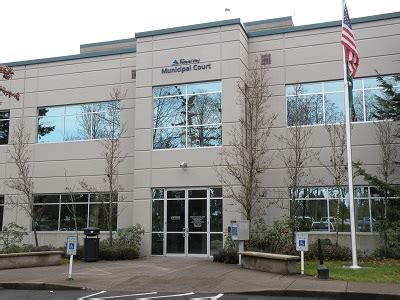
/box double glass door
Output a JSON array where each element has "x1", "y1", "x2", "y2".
[{"x1": 166, "y1": 189, "x2": 208, "y2": 255}]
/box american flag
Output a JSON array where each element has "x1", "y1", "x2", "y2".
[{"x1": 341, "y1": 2, "x2": 359, "y2": 77}]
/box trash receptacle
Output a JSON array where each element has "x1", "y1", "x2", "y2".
[{"x1": 83, "y1": 227, "x2": 100, "y2": 262}]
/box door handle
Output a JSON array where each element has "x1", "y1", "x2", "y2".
[{"x1": 182, "y1": 228, "x2": 189, "y2": 238}]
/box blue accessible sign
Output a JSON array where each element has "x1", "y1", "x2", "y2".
[
  {"x1": 295, "y1": 232, "x2": 309, "y2": 252},
  {"x1": 66, "y1": 236, "x2": 78, "y2": 256}
]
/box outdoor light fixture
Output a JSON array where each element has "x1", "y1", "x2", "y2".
[{"x1": 179, "y1": 161, "x2": 188, "y2": 168}]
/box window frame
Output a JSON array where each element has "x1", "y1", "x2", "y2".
[
  {"x1": 0, "y1": 110, "x2": 10, "y2": 145},
  {"x1": 36, "y1": 101, "x2": 120, "y2": 144},
  {"x1": 290, "y1": 186, "x2": 399, "y2": 233},
  {"x1": 285, "y1": 75, "x2": 400, "y2": 127},
  {"x1": 152, "y1": 81, "x2": 223, "y2": 150},
  {"x1": 33, "y1": 193, "x2": 118, "y2": 232}
]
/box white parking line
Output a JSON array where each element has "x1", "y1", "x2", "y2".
[
  {"x1": 78, "y1": 290, "x2": 107, "y2": 299},
  {"x1": 91, "y1": 292, "x2": 157, "y2": 299},
  {"x1": 191, "y1": 294, "x2": 224, "y2": 300},
  {"x1": 137, "y1": 292, "x2": 195, "y2": 299}
]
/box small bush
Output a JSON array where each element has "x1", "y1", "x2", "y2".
[
  {"x1": 305, "y1": 239, "x2": 352, "y2": 261},
  {"x1": 213, "y1": 233, "x2": 239, "y2": 264},
  {"x1": 373, "y1": 221, "x2": 400, "y2": 259},
  {"x1": 247, "y1": 218, "x2": 296, "y2": 255},
  {"x1": 99, "y1": 244, "x2": 140, "y2": 260},
  {"x1": 0, "y1": 223, "x2": 28, "y2": 251},
  {"x1": 115, "y1": 224, "x2": 144, "y2": 252},
  {"x1": 213, "y1": 249, "x2": 239, "y2": 264}
]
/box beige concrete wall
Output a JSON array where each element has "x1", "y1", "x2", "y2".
[{"x1": 0, "y1": 52, "x2": 136, "y2": 246}]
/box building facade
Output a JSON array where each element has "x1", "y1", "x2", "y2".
[{"x1": 1, "y1": 12, "x2": 399, "y2": 256}]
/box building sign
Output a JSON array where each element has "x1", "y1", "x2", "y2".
[
  {"x1": 161, "y1": 58, "x2": 211, "y2": 74},
  {"x1": 171, "y1": 216, "x2": 180, "y2": 221},
  {"x1": 190, "y1": 216, "x2": 205, "y2": 228}
]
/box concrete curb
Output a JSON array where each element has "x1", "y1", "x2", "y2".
[
  {"x1": 240, "y1": 289, "x2": 400, "y2": 300},
  {"x1": 0, "y1": 282, "x2": 84, "y2": 291},
  {"x1": 0, "y1": 282, "x2": 398, "y2": 299}
]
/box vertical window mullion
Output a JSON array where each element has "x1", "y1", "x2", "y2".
[
  {"x1": 322, "y1": 84, "x2": 326, "y2": 123},
  {"x1": 362, "y1": 79, "x2": 367, "y2": 122},
  {"x1": 58, "y1": 195, "x2": 61, "y2": 231},
  {"x1": 185, "y1": 85, "x2": 188, "y2": 148}
]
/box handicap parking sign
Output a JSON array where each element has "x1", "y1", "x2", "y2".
[
  {"x1": 295, "y1": 232, "x2": 309, "y2": 251},
  {"x1": 66, "y1": 236, "x2": 77, "y2": 255}
]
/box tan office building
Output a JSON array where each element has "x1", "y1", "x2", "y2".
[{"x1": 1, "y1": 12, "x2": 399, "y2": 256}]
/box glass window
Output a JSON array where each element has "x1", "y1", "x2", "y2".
[
  {"x1": 34, "y1": 205, "x2": 59, "y2": 231},
  {"x1": 187, "y1": 125, "x2": 222, "y2": 147},
  {"x1": 324, "y1": 81, "x2": 343, "y2": 93},
  {"x1": 187, "y1": 82, "x2": 222, "y2": 94},
  {"x1": 353, "y1": 90, "x2": 365, "y2": 122},
  {"x1": 33, "y1": 193, "x2": 117, "y2": 231},
  {"x1": 153, "y1": 127, "x2": 186, "y2": 149},
  {"x1": 292, "y1": 186, "x2": 399, "y2": 233},
  {"x1": 153, "y1": 81, "x2": 222, "y2": 149},
  {"x1": 153, "y1": 85, "x2": 185, "y2": 98},
  {"x1": 210, "y1": 234, "x2": 223, "y2": 256},
  {"x1": 287, "y1": 94, "x2": 323, "y2": 126},
  {"x1": 210, "y1": 188, "x2": 222, "y2": 198},
  {"x1": 152, "y1": 189, "x2": 164, "y2": 199},
  {"x1": 324, "y1": 92, "x2": 344, "y2": 123},
  {"x1": 302, "y1": 83, "x2": 322, "y2": 94},
  {"x1": 0, "y1": 111, "x2": 10, "y2": 145},
  {"x1": 152, "y1": 200, "x2": 164, "y2": 232},
  {"x1": 152, "y1": 233, "x2": 164, "y2": 255},
  {"x1": 89, "y1": 203, "x2": 117, "y2": 231},
  {"x1": 0, "y1": 196, "x2": 4, "y2": 230},
  {"x1": 153, "y1": 97, "x2": 186, "y2": 128},
  {"x1": 37, "y1": 101, "x2": 120, "y2": 143},
  {"x1": 210, "y1": 199, "x2": 222, "y2": 232},
  {"x1": 286, "y1": 74, "x2": 399, "y2": 126}
]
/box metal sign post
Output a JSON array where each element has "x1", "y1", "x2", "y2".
[
  {"x1": 66, "y1": 236, "x2": 78, "y2": 280},
  {"x1": 295, "y1": 232, "x2": 309, "y2": 275}
]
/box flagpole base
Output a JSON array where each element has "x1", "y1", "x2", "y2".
[{"x1": 349, "y1": 265, "x2": 361, "y2": 269}]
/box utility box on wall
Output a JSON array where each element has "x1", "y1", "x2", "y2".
[{"x1": 230, "y1": 220, "x2": 250, "y2": 241}]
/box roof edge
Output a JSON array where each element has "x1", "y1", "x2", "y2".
[
  {"x1": 244, "y1": 16, "x2": 292, "y2": 27},
  {"x1": 248, "y1": 11, "x2": 400, "y2": 37},
  {"x1": 135, "y1": 18, "x2": 242, "y2": 38},
  {"x1": 80, "y1": 37, "x2": 136, "y2": 48},
  {"x1": 4, "y1": 47, "x2": 136, "y2": 67}
]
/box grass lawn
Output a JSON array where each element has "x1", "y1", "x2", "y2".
[{"x1": 298, "y1": 259, "x2": 400, "y2": 284}]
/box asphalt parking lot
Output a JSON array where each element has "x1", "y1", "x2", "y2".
[{"x1": 0, "y1": 289, "x2": 339, "y2": 300}]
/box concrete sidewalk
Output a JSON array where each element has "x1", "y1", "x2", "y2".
[{"x1": 0, "y1": 256, "x2": 399, "y2": 298}]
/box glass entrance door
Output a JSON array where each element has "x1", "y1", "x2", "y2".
[
  {"x1": 165, "y1": 189, "x2": 208, "y2": 256},
  {"x1": 187, "y1": 189, "x2": 208, "y2": 255},
  {"x1": 166, "y1": 190, "x2": 186, "y2": 254}
]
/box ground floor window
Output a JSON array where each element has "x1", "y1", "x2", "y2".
[
  {"x1": 0, "y1": 196, "x2": 4, "y2": 230},
  {"x1": 151, "y1": 187, "x2": 223, "y2": 256},
  {"x1": 33, "y1": 193, "x2": 117, "y2": 231},
  {"x1": 292, "y1": 186, "x2": 400, "y2": 233}
]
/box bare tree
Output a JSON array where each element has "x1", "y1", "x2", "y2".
[
  {"x1": 218, "y1": 56, "x2": 277, "y2": 222},
  {"x1": 64, "y1": 170, "x2": 79, "y2": 245},
  {"x1": 80, "y1": 88, "x2": 126, "y2": 246},
  {"x1": 6, "y1": 120, "x2": 41, "y2": 246},
  {"x1": 278, "y1": 84, "x2": 319, "y2": 219},
  {"x1": 373, "y1": 120, "x2": 398, "y2": 257},
  {"x1": 320, "y1": 123, "x2": 347, "y2": 246}
]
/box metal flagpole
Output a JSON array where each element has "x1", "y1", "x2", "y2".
[{"x1": 341, "y1": 0, "x2": 359, "y2": 269}]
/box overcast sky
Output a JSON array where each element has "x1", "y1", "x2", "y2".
[{"x1": 2, "y1": 0, "x2": 399, "y2": 63}]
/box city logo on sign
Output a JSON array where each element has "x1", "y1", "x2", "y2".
[{"x1": 162, "y1": 58, "x2": 211, "y2": 75}]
